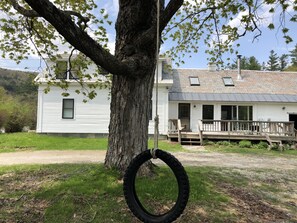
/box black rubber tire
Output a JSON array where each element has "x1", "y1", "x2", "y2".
[{"x1": 123, "y1": 149, "x2": 190, "y2": 223}]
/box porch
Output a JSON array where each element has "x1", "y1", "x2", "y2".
[{"x1": 167, "y1": 119, "x2": 296, "y2": 145}]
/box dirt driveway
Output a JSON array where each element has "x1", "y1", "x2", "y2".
[{"x1": 1, "y1": 147, "x2": 297, "y2": 170}]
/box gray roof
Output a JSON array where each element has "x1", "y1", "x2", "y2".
[
  {"x1": 169, "y1": 92, "x2": 297, "y2": 103},
  {"x1": 169, "y1": 69, "x2": 297, "y2": 103}
]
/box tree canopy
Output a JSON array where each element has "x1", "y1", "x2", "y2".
[{"x1": 1, "y1": 1, "x2": 296, "y2": 68}]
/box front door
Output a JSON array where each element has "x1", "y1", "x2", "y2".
[
  {"x1": 178, "y1": 103, "x2": 191, "y2": 131},
  {"x1": 289, "y1": 114, "x2": 297, "y2": 130}
]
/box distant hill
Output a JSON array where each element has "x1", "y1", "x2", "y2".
[{"x1": 0, "y1": 68, "x2": 38, "y2": 96}]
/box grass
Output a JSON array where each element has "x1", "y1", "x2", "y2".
[
  {"x1": 0, "y1": 133, "x2": 184, "y2": 153},
  {"x1": 0, "y1": 164, "x2": 230, "y2": 222},
  {"x1": 204, "y1": 141, "x2": 297, "y2": 157},
  {"x1": 1, "y1": 164, "x2": 296, "y2": 222}
]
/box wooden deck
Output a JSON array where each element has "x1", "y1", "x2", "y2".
[{"x1": 168, "y1": 119, "x2": 296, "y2": 145}]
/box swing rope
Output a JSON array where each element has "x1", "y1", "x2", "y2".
[{"x1": 151, "y1": 0, "x2": 160, "y2": 159}]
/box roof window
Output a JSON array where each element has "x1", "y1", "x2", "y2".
[
  {"x1": 189, "y1": 76, "x2": 200, "y2": 86},
  {"x1": 222, "y1": 77, "x2": 234, "y2": 86}
]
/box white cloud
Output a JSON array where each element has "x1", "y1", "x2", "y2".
[
  {"x1": 107, "y1": 41, "x2": 115, "y2": 55},
  {"x1": 101, "y1": 0, "x2": 118, "y2": 17}
]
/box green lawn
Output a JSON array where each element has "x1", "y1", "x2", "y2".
[
  {"x1": 204, "y1": 142, "x2": 297, "y2": 157},
  {"x1": 0, "y1": 133, "x2": 184, "y2": 153},
  {"x1": 1, "y1": 164, "x2": 296, "y2": 222}
]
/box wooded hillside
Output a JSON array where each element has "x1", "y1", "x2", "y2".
[
  {"x1": 0, "y1": 68, "x2": 37, "y2": 96},
  {"x1": 0, "y1": 68, "x2": 38, "y2": 132}
]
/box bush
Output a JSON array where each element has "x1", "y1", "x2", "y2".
[
  {"x1": 5, "y1": 108, "x2": 26, "y2": 133},
  {"x1": 203, "y1": 140, "x2": 215, "y2": 146},
  {"x1": 216, "y1": 141, "x2": 231, "y2": 146},
  {"x1": 0, "y1": 109, "x2": 8, "y2": 129},
  {"x1": 239, "y1": 140, "x2": 252, "y2": 148},
  {"x1": 253, "y1": 141, "x2": 268, "y2": 150}
]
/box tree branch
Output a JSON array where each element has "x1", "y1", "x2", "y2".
[
  {"x1": 9, "y1": 0, "x2": 90, "y2": 24},
  {"x1": 136, "y1": 0, "x2": 183, "y2": 49},
  {"x1": 160, "y1": 0, "x2": 184, "y2": 31},
  {"x1": 12, "y1": 0, "x2": 132, "y2": 77},
  {"x1": 9, "y1": 0, "x2": 39, "y2": 17}
]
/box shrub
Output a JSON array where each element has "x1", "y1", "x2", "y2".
[
  {"x1": 239, "y1": 140, "x2": 252, "y2": 148},
  {"x1": 5, "y1": 108, "x2": 26, "y2": 133},
  {"x1": 0, "y1": 109, "x2": 8, "y2": 129},
  {"x1": 203, "y1": 140, "x2": 215, "y2": 145},
  {"x1": 253, "y1": 141, "x2": 268, "y2": 150},
  {"x1": 217, "y1": 141, "x2": 231, "y2": 146}
]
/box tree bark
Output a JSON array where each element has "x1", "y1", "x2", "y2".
[{"x1": 104, "y1": 0, "x2": 158, "y2": 175}]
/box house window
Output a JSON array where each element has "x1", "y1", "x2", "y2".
[
  {"x1": 55, "y1": 61, "x2": 68, "y2": 79},
  {"x1": 203, "y1": 105, "x2": 214, "y2": 124},
  {"x1": 178, "y1": 103, "x2": 190, "y2": 119},
  {"x1": 55, "y1": 60, "x2": 79, "y2": 79},
  {"x1": 62, "y1": 99, "x2": 74, "y2": 119},
  {"x1": 221, "y1": 105, "x2": 253, "y2": 121},
  {"x1": 222, "y1": 77, "x2": 234, "y2": 86},
  {"x1": 189, "y1": 76, "x2": 200, "y2": 86},
  {"x1": 69, "y1": 63, "x2": 80, "y2": 79},
  {"x1": 221, "y1": 105, "x2": 237, "y2": 120},
  {"x1": 238, "y1": 106, "x2": 253, "y2": 121}
]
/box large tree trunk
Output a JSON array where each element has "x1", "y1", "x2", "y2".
[{"x1": 104, "y1": 0, "x2": 158, "y2": 174}]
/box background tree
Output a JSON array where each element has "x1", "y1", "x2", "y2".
[
  {"x1": 286, "y1": 44, "x2": 297, "y2": 71},
  {"x1": 247, "y1": 56, "x2": 262, "y2": 70},
  {"x1": 0, "y1": 86, "x2": 36, "y2": 132},
  {"x1": 229, "y1": 56, "x2": 261, "y2": 70},
  {"x1": 0, "y1": 87, "x2": 9, "y2": 129},
  {"x1": 279, "y1": 54, "x2": 288, "y2": 71},
  {"x1": 289, "y1": 44, "x2": 297, "y2": 66},
  {"x1": 266, "y1": 50, "x2": 279, "y2": 71},
  {"x1": 0, "y1": 0, "x2": 296, "y2": 173}
]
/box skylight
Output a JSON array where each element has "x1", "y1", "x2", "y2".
[
  {"x1": 189, "y1": 76, "x2": 200, "y2": 86},
  {"x1": 222, "y1": 77, "x2": 234, "y2": 86}
]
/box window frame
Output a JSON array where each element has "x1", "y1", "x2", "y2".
[
  {"x1": 55, "y1": 60, "x2": 81, "y2": 80},
  {"x1": 202, "y1": 105, "x2": 214, "y2": 124},
  {"x1": 55, "y1": 60, "x2": 68, "y2": 79},
  {"x1": 222, "y1": 77, "x2": 234, "y2": 86},
  {"x1": 189, "y1": 76, "x2": 200, "y2": 86},
  {"x1": 62, "y1": 99, "x2": 74, "y2": 119}
]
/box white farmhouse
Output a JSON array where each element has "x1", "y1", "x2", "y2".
[
  {"x1": 36, "y1": 56, "x2": 297, "y2": 143},
  {"x1": 35, "y1": 56, "x2": 173, "y2": 137}
]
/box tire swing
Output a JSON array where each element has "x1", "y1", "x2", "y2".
[
  {"x1": 123, "y1": 149, "x2": 190, "y2": 223},
  {"x1": 123, "y1": 1, "x2": 190, "y2": 222}
]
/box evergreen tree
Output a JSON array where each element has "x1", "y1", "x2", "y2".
[
  {"x1": 247, "y1": 56, "x2": 262, "y2": 70},
  {"x1": 289, "y1": 44, "x2": 297, "y2": 67},
  {"x1": 266, "y1": 50, "x2": 279, "y2": 71},
  {"x1": 279, "y1": 54, "x2": 288, "y2": 71},
  {"x1": 286, "y1": 44, "x2": 297, "y2": 71},
  {"x1": 229, "y1": 56, "x2": 261, "y2": 70}
]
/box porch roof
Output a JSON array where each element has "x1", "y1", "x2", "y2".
[{"x1": 169, "y1": 92, "x2": 297, "y2": 103}]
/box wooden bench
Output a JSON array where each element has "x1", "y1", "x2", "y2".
[{"x1": 265, "y1": 134, "x2": 283, "y2": 151}]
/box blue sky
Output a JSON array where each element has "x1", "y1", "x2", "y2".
[{"x1": 0, "y1": 0, "x2": 296, "y2": 71}]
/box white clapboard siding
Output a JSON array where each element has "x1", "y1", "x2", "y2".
[
  {"x1": 37, "y1": 85, "x2": 170, "y2": 135},
  {"x1": 37, "y1": 85, "x2": 111, "y2": 133},
  {"x1": 36, "y1": 58, "x2": 173, "y2": 135}
]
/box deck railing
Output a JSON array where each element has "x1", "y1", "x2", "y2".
[{"x1": 201, "y1": 120, "x2": 295, "y2": 136}]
